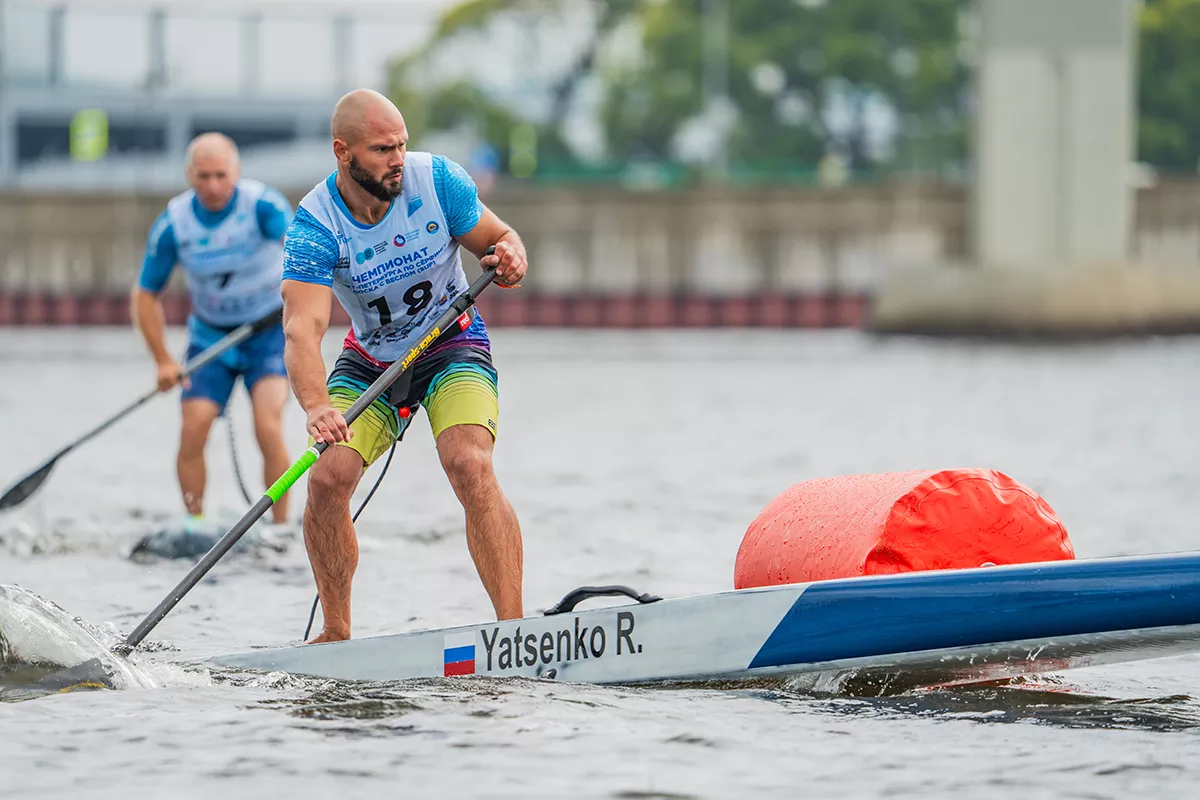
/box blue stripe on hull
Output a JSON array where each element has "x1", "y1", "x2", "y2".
[{"x1": 749, "y1": 553, "x2": 1200, "y2": 670}]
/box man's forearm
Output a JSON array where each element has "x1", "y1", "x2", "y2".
[
  {"x1": 131, "y1": 288, "x2": 173, "y2": 365},
  {"x1": 281, "y1": 279, "x2": 335, "y2": 414},
  {"x1": 284, "y1": 329, "x2": 331, "y2": 413}
]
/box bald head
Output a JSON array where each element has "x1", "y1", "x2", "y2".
[
  {"x1": 331, "y1": 89, "x2": 409, "y2": 204},
  {"x1": 186, "y1": 132, "x2": 240, "y2": 212},
  {"x1": 186, "y1": 132, "x2": 239, "y2": 170},
  {"x1": 331, "y1": 89, "x2": 405, "y2": 145}
]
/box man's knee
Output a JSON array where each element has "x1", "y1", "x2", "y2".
[
  {"x1": 440, "y1": 437, "x2": 494, "y2": 492},
  {"x1": 307, "y1": 447, "x2": 362, "y2": 503},
  {"x1": 250, "y1": 377, "x2": 288, "y2": 445},
  {"x1": 253, "y1": 413, "x2": 283, "y2": 449},
  {"x1": 179, "y1": 409, "x2": 217, "y2": 458}
]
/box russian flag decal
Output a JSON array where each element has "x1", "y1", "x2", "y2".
[{"x1": 443, "y1": 632, "x2": 476, "y2": 676}]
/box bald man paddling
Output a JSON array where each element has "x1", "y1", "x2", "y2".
[
  {"x1": 132, "y1": 132, "x2": 295, "y2": 529},
  {"x1": 281, "y1": 89, "x2": 528, "y2": 642}
]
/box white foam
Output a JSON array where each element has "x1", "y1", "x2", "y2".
[{"x1": 0, "y1": 584, "x2": 157, "y2": 690}]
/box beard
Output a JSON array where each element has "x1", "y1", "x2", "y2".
[{"x1": 348, "y1": 157, "x2": 403, "y2": 201}]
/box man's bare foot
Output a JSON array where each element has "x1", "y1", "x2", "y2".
[{"x1": 305, "y1": 629, "x2": 350, "y2": 645}]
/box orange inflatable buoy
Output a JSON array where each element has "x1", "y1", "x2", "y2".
[{"x1": 734, "y1": 469, "x2": 1073, "y2": 589}]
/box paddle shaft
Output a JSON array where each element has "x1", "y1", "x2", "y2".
[
  {"x1": 0, "y1": 307, "x2": 283, "y2": 511},
  {"x1": 120, "y1": 267, "x2": 499, "y2": 652}
]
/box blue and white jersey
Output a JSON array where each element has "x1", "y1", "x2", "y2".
[
  {"x1": 281, "y1": 151, "x2": 491, "y2": 364},
  {"x1": 140, "y1": 179, "x2": 291, "y2": 331}
]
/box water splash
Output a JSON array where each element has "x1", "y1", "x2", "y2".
[{"x1": 0, "y1": 584, "x2": 157, "y2": 696}]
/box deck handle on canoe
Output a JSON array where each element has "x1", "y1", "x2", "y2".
[{"x1": 543, "y1": 585, "x2": 662, "y2": 616}]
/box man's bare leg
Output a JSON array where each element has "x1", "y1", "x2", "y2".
[
  {"x1": 437, "y1": 424, "x2": 523, "y2": 620},
  {"x1": 178, "y1": 399, "x2": 220, "y2": 516},
  {"x1": 303, "y1": 445, "x2": 364, "y2": 643},
  {"x1": 250, "y1": 376, "x2": 292, "y2": 523}
]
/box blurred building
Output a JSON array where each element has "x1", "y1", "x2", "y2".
[{"x1": 0, "y1": 0, "x2": 449, "y2": 192}]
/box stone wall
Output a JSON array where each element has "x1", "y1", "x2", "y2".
[{"x1": 0, "y1": 179, "x2": 1195, "y2": 328}]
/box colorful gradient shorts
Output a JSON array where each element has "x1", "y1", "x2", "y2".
[{"x1": 323, "y1": 344, "x2": 499, "y2": 466}]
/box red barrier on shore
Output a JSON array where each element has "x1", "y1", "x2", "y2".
[{"x1": 0, "y1": 292, "x2": 872, "y2": 328}]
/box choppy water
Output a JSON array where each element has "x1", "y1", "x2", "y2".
[{"x1": 2, "y1": 327, "x2": 1200, "y2": 798}]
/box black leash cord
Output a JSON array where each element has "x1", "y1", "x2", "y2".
[{"x1": 225, "y1": 394, "x2": 255, "y2": 507}]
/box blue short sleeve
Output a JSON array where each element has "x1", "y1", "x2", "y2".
[
  {"x1": 256, "y1": 187, "x2": 294, "y2": 241},
  {"x1": 138, "y1": 210, "x2": 178, "y2": 293},
  {"x1": 432, "y1": 155, "x2": 484, "y2": 237},
  {"x1": 282, "y1": 207, "x2": 340, "y2": 288}
]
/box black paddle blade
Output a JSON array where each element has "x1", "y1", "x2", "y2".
[
  {"x1": 0, "y1": 657, "x2": 116, "y2": 703},
  {"x1": 0, "y1": 460, "x2": 57, "y2": 511}
]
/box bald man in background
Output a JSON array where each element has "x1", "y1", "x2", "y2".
[
  {"x1": 132, "y1": 133, "x2": 295, "y2": 528},
  {"x1": 282, "y1": 89, "x2": 528, "y2": 642}
]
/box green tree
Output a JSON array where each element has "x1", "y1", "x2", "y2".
[
  {"x1": 389, "y1": 0, "x2": 970, "y2": 176},
  {"x1": 1138, "y1": 0, "x2": 1200, "y2": 172},
  {"x1": 602, "y1": 0, "x2": 969, "y2": 171},
  {"x1": 386, "y1": 0, "x2": 634, "y2": 171},
  {"x1": 392, "y1": 0, "x2": 1200, "y2": 179}
]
